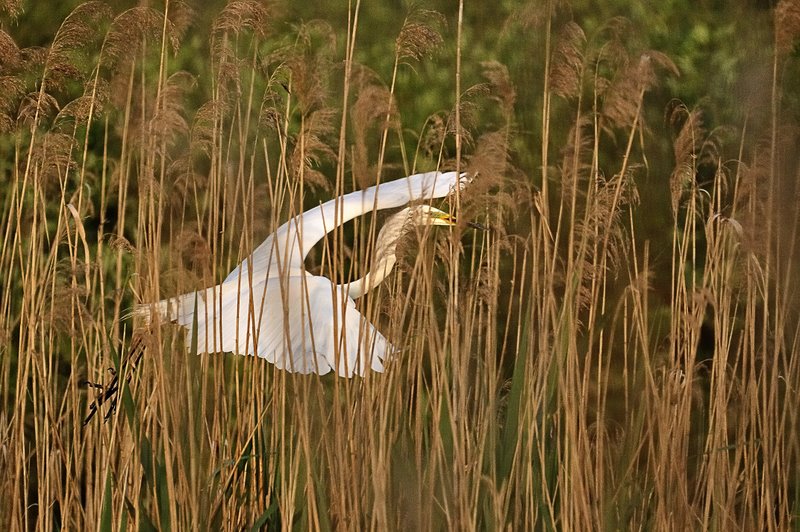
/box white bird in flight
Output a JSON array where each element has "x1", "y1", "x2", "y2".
[{"x1": 136, "y1": 171, "x2": 473, "y2": 377}]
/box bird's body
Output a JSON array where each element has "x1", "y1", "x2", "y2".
[{"x1": 137, "y1": 171, "x2": 468, "y2": 377}]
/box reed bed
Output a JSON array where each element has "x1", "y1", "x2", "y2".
[{"x1": 1, "y1": 0, "x2": 798, "y2": 529}]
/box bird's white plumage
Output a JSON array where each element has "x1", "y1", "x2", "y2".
[{"x1": 139, "y1": 170, "x2": 467, "y2": 377}]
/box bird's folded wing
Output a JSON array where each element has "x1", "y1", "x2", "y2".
[
  {"x1": 303, "y1": 275, "x2": 394, "y2": 376},
  {"x1": 156, "y1": 275, "x2": 393, "y2": 376}
]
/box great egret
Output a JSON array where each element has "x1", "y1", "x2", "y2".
[{"x1": 136, "y1": 170, "x2": 471, "y2": 377}]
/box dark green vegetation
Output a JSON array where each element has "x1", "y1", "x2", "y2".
[{"x1": 2, "y1": 0, "x2": 799, "y2": 529}]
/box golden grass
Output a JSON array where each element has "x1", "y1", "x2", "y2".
[{"x1": 1, "y1": 1, "x2": 798, "y2": 530}]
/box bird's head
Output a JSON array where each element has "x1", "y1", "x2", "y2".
[
  {"x1": 347, "y1": 203, "x2": 487, "y2": 299},
  {"x1": 372, "y1": 206, "x2": 485, "y2": 260},
  {"x1": 410, "y1": 205, "x2": 457, "y2": 227},
  {"x1": 408, "y1": 204, "x2": 488, "y2": 230}
]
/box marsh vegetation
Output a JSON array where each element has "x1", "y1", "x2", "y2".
[{"x1": 1, "y1": 0, "x2": 799, "y2": 529}]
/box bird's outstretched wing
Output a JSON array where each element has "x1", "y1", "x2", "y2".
[
  {"x1": 150, "y1": 275, "x2": 393, "y2": 376},
  {"x1": 224, "y1": 171, "x2": 469, "y2": 285}
]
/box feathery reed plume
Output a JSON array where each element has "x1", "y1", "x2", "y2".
[
  {"x1": 467, "y1": 132, "x2": 511, "y2": 196},
  {"x1": 17, "y1": 91, "x2": 59, "y2": 128},
  {"x1": 0, "y1": 75, "x2": 23, "y2": 133},
  {"x1": 0, "y1": 30, "x2": 21, "y2": 71},
  {"x1": 102, "y1": 7, "x2": 179, "y2": 73},
  {"x1": 211, "y1": 0, "x2": 271, "y2": 102},
  {"x1": 256, "y1": 61, "x2": 292, "y2": 132},
  {"x1": 775, "y1": 0, "x2": 800, "y2": 58},
  {"x1": 668, "y1": 104, "x2": 706, "y2": 213},
  {"x1": 559, "y1": 113, "x2": 593, "y2": 184},
  {"x1": 166, "y1": 155, "x2": 199, "y2": 211},
  {"x1": 735, "y1": 149, "x2": 768, "y2": 222},
  {"x1": 27, "y1": 131, "x2": 77, "y2": 191},
  {"x1": 503, "y1": 1, "x2": 553, "y2": 34},
  {"x1": 290, "y1": 107, "x2": 336, "y2": 191},
  {"x1": 464, "y1": 131, "x2": 518, "y2": 242},
  {"x1": 0, "y1": 0, "x2": 21, "y2": 18},
  {"x1": 46, "y1": 274, "x2": 92, "y2": 334},
  {"x1": 433, "y1": 83, "x2": 489, "y2": 159},
  {"x1": 396, "y1": 9, "x2": 446, "y2": 63},
  {"x1": 54, "y1": 79, "x2": 109, "y2": 128},
  {"x1": 419, "y1": 111, "x2": 448, "y2": 162},
  {"x1": 150, "y1": 71, "x2": 195, "y2": 154},
  {"x1": 167, "y1": 0, "x2": 195, "y2": 44},
  {"x1": 351, "y1": 80, "x2": 398, "y2": 187},
  {"x1": 0, "y1": 32, "x2": 25, "y2": 132},
  {"x1": 176, "y1": 229, "x2": 213, "y2": 275},
  {"x1": 283, "y1": 21, "x2": 336, "y2": 114},
  {"x1": 44, "y1": 2, "x2": 111, "y2": 89},
  {"x1": 190, "y1": 100, "x2": 223, "y2": 159},
  {"x1": 480, "y1": 60, "x2": 516, "y2": 120},
  {"x1": 213, "y1": 0, "x2": 270, "y2": 37},
  {"x1": 602, "y1": 49, "x2": 678, "y2": 130},
  {"x1": 550, "y1": 22, "x2": 586, "y2": 100},
  {"x1": 571, "y1": 167, "x2": 637, "y2": 309}
]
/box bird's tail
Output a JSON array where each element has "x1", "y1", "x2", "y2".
[
  {"x1": 128, "y1": 290, "x2": 208, "y2": 326},
  {"x1": 128, "y1": 299, "x2": 166, "y2": 324},
  {"x1": 128, "y1": 284, "x2": 248, "y2": 355}
]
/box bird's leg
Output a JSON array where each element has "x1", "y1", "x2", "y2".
[
  {"x1": 81, "y1": 367, "x2": 120, "y2": 425},
  {"x1": 82, "y1": 334, "x2": 147, "y2": 426},
  {"x1": 127, "y1": 338, "x2": 146, "y2": 373}
]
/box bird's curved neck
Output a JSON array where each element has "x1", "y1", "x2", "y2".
[
  {"x1": 222, "y1": 171, "x2": 459, "y2": 285},
  {"x1": 338, "y1": 207, "x2": 411, "y2": 299},
  {"x1": 343, "y1": 255, "x2": 397, "y2": 299},
  {"x1": 290, "y1": 172, "x2": 451, "y2": 267}
]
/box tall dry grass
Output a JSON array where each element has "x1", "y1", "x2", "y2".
[{"x1": 1, "y1": 0, "x2": 799, "y2": 530}]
